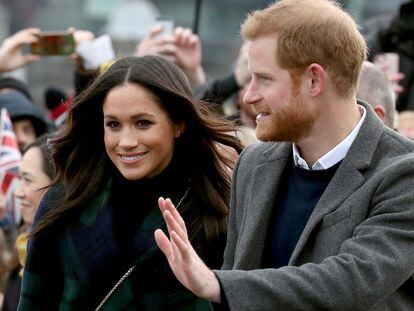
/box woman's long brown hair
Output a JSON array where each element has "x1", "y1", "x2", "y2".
[{"x1": 30, "y1": 56, "x2": 244, "y2": 244}]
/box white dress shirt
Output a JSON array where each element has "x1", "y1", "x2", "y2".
[{"x1": 293, "y1": 105, "x2": 366, "y2": 170}]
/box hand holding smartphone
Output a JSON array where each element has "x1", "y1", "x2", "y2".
[
  {"x1": 30, "y1": 31, "x2": 75, "y2": 55},
  {"x1": 373, "y1": 52, "x2": 399, "y2": 77}
]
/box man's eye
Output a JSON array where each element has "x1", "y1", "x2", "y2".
[{"x1": 260, "y1": 76, "x2": 270, "y2": 84}]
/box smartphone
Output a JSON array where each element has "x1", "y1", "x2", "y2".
[
  {"x1": 373, "y1": 52, "x2": 399, "y2": 77},
  {"x1": 154, "y1": 16, "x2": 174, "y2": 37},
  {"x1": 30, "y1": 31, "x2": 75, "y2": 55}
]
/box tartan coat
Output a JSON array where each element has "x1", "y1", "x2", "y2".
[{"x1": 18, "y1": 182, "x2": 214, "y2": 310}]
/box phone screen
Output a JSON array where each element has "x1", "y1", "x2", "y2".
[
  {"x1": 30, "y1": 31, "x2": 75, "y2": 55},
  {"x1": 373, "y1": 53, "x2": 399, "y2": 77},
  {"x1": 154, "y1": 16, "x2": 174, "y2": 37}
]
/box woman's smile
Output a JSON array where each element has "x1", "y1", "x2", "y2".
[{"x1": 118, "y1": 152, "x2": 148, "y2": 164}]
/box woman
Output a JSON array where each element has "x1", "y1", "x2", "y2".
[
  {"x1": 2, "y1": 135, "x2": 53, "y2": 311},
  {"x1": 18, "y1": 56, "x2": 243, "y2": 310}
]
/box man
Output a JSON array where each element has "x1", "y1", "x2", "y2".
[
  {"x1": 155, "y1": 0, "x2": 414, "y2": 309},
  {"x1": 357, "y1": 61, "x2": 396, "y2": 128}
]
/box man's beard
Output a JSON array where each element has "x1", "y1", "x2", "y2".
[{"x1": 255, "y1": 92, "x2": 316, "y2": 142}]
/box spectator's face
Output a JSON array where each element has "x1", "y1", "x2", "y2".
[
  {"x1": 103, "y1": 83, "x2": 184, "y2": 181},
  {"x1": 15, "y1": 147, "x2": 51, "y2": 226},
  {"x1": 13, "y1": 119, "x2": 37, "y2": 152},
  {"x1": 243, "y1": 35, "x2": 316, "y2": 142}
]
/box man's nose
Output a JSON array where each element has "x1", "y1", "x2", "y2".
[{"x1": 243, "y1": 80, "x2": 262, "y2": 105}]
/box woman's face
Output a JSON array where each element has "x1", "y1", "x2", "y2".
[
  {"x1": 15, "y1": 147, "x2": 51, "y2": 226},
  {"x1": 103, "y1": 83, "x2": 184, "y2": 180}
]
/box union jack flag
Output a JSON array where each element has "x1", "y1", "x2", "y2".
[{"x1": 0, "y1": 108, "x2": 21, "y2": 225}]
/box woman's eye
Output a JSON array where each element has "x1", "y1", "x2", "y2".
[
  {"x1": 136, "y1": 120, "x2": 153, "y2": 128},
  {"x1": 23, "y1": 177, "x2": 32, "y2": 185},
  {"x1": 105, "y1": 121, "x2": 120, "y2": 129}
]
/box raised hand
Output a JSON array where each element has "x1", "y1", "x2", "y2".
[
  {"x1": 135, "y1": 25, "x2": 177, "y2": 63},
  {"x1": 136, "y1": 26, "x2": 206, "y2": 87},
  {"x1": 373, "y1": 53, "x2": 405, "y2": 95},
  {"x1": 172, "y1": 27, "x2": 206, "y2": 86},
  {"x1": 0, "y1": 28, "x2": 41, "y2": 73},
  {"x1": 67, "y1": 27, "x2": 96, "y2": 73},
  {"x1": 154, "y1": 197, "x2": 221, "y2": 302}
]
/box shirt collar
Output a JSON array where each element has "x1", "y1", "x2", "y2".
[{"x1": 293, "y1": 105, "x2": 366, "y2": 170}]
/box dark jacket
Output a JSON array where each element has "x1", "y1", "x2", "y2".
[{"x1": 18, "y1": 177, "x2": 224, "y2": 310}]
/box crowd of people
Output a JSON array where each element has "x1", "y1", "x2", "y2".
[{"x1": 0, "y1": 0, "x2": 413, "y2": 309}]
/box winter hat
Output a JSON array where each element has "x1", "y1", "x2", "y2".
[
  {"x1": 0, "y1": 77, "x2": 32, "y2": 100},
  {"x1": 0, "y1": 91, "x2": 48, "y2": 136}
]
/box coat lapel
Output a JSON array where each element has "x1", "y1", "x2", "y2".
[
  {"x1": 289, "y1": 102, "x2": 384, "y2": 264},
  {"x1": 235, "y1": 143, "x2": 291, "y2": 269}
]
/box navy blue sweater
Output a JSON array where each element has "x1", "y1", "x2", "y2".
[{"x1": 264, "y1": 158, "x2": 341, "y2": 268}]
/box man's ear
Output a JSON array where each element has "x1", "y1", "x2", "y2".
[
  {"x1": 305, "y1": 63, "x2": 326, "y2": 97},
  {"x1": 373, "y1": 105, "x2": 387, "y2": 123}
]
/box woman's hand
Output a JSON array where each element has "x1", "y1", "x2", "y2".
[{"x1": 154, "y1": 197, "x2": 221, "y2": 302}]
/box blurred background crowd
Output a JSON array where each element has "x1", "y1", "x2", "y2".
[
  {"x1": 0, "y1": 0, "x2": 410, "y2": 108},
  {"x1": 0, "y1": 0, "x2": 414, "y2": 309}
]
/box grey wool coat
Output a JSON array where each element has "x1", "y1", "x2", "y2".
[{"x1": 214, "y1": 102, "x2": 414, "y2": 311}]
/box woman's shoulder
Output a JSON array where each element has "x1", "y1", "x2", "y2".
[
  {"x1": 33, "y1": 184, "x2": 64, "y2": 223},
  {"x1": 41, "y1": 183, "x2": 65, "y2": 203}
]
